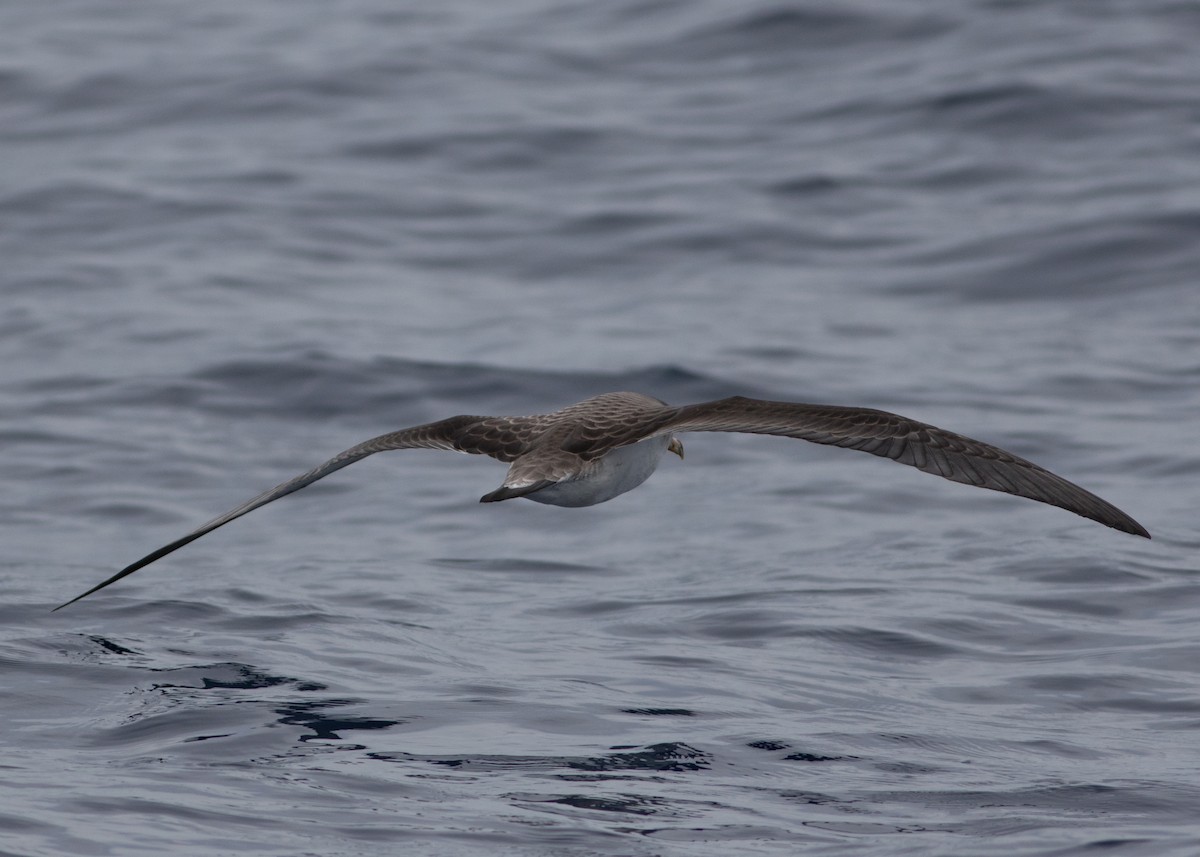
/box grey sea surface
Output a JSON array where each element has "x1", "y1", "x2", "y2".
[{"x1": 2, "y1": 1, "x2": 1198, "y2": 855}]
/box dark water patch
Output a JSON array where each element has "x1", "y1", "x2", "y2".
[
  {"x1": 621, "y1": 708, "x2": 695, "y2": 717},
  {"x1": 12, "y1": 634, "x2": 146, "y2": 664},
  {"x1": 919, "y1": 82, "x2": 1144, "y2": 139},
  {"x1": 1011, "y1": 596, "x2": 1124, "y2": 618},
  {"x1": 147, "y1": 662, "x2": 327, "y2": 693},
  {"x1": 370, "y1": 742, "x2": 711, "y2": 776},
  {"x1": 1041, "y1": 841, "x2": 1161, "y2": 857},
  {"x1": 555, "y1": 208, "x2": 682, "y2": 239},
  {"x1": 572, "y1": 744, "x2": 708, "y2": 774},
  {"x1": 35, "y1": 633, "x2": 152, "y2": 665},
  {"x1": 723, "y1": 344, "x2": 820, "y2": 362},
  {"x1": 179, "y1": 168, "x2": 301, "y2": 189},
  {"x1": 347, "y1": 124, "x2": 624, "y2": 173},
  {"x1": 86, "y1": 635, "x2": 140, "y2": 656},
  {"x1": 874, "y1": 759, "x2": 951, "y2": 777},
  {"x1": 450, "y1": 682, "x2": 523, "y2": 700},
  {"x1": 667, "y1": 608, "x2": 812, "y2": 642},
  {"x1": 75, "y1": 658, "x2": 414, "y2": 754},
  {"x1": 627, "y1": 654, "x2": 723, "y2": 669},
  {"x1": 791, "y1": 626, "x2": 963, "y2": 659},
  {"x1": 275, "y1": 699, "x2": 403, "y2": 742},
  {"x1": 628, "y1": 823, "x2": 814, "y2": 845},
  {"x1": 0, "y1": 65, "x2": 36, "y2": 100},
  {"x1": 511, "y1": 791, "x2": 673, "y2": 817},
  {"x1": 662, "y1": 6, "x2": 953, "y2": 66},
  {"x1": 766, "y1": 174, "x2": 845, "y2": 198},
  {"x1": 747, "y1": 739, "x2": 789, "y2": 751},
  {"x1": 0, "y1": 426, "x2": 101, "y2": 447},
  {"x1": 431, "y1": 557, "x2": 610, "y2": 574},
  {"x1": 546, "y1": 597, "x2": 644, "y2": 618},
  {"x1": 626, "y1": 588, "x2": 821, "y2": 610},
  {"x1": 783, "y1": 751, "x2": 845, "y2": 763},
  {"x1": 291, "y1": 186, "x2": 493, "y2": 224}
]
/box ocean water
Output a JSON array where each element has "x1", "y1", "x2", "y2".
[{"x1": 2, "y1": 1, "x2": 1198, "y2": 855}]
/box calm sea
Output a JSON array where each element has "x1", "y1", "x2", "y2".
[{"x1": 2, "y1": 1, "x2": 1197, "y2": 855}]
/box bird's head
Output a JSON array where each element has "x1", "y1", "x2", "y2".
[{"x1": 668, "y1": 437, "x2": 685, "y2": 460}]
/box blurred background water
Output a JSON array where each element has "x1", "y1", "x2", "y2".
[{"x1": 2, "y1": 1, "x2": 1198, "y2": 855}]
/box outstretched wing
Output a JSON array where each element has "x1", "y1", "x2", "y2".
[
  {"x1": 598, "y1": 396, "x2": 1148, "y2": 538},
  {"x1": 53, "y1": 414, "x2": 519, "y2": 611}
]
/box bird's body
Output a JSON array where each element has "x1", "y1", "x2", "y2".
[
  {"x1": 520, "y1": 434, "x2": 674, "y2": 507},
  {"x1": 55, "y1": 391, "x2": 1148, "y2": 610}
]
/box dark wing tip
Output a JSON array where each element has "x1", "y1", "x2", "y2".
[
  {"x1": 50, "y1": 531, "x2": 206, "y2": 611},
  {"x1": 52, "y1": 416, "x2": 501, "y2": 611},
  {"x1": 52, "y1": 571, "x2": 131, "y2": 612},
  {"x1": 661, "y1": 397, "x2": 1150, "y2": 539},
  {"x1": 1110, "y1": 514, "x2": 1150, "y2": 539}
]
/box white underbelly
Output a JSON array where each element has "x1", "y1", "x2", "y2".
[{"x1": 525, "y1": 436, "x2": 670, "y2": 507}]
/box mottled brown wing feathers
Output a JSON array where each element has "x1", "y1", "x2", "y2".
[
  {"x1": 652, "y1": 396, "x2": 1148, "y2": 538},
  {"x1": 449, "y1": 415, "x2": 547, "y2": 462},
  {"x1": 556, "y1": 400, "x2": 680, "y2": 459}
]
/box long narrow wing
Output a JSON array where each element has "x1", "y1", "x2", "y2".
[
  {"x1": 614, "y1": 396, "x2": 1147, "y2": 538},
  {"x1": 53, "y1": 415, "x2": 499, "y2": 611}
]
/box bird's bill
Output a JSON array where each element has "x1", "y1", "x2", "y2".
[{"x1": 668, "y1": 438, "x2": 684, "y2": 459}]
